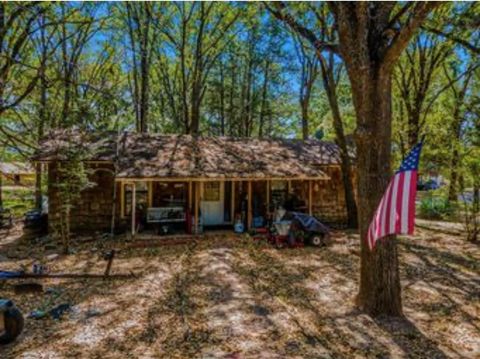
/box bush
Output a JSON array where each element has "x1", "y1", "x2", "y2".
[
  {"x1": 2, "y1": 187, "x2": 35, "y2": 217},
  {"x1": 418, "y1": 197, "x2": 455, "y2": 220}
]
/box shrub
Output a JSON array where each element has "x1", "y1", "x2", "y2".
[{"x1": 418, "y1": 197, "x2": 455, "y2": 220}]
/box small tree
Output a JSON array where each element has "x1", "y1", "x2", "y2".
[
  {"x1": 53, "y1": 146, "x2": 92, "y2": 254},
  {"x1": 462, "y1": 159, "x2": 480, "y2": 242}
]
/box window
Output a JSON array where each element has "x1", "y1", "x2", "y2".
[
  {"x1": 203, "y1": 182, "x2": 220, "y2": 201},
  {"x1": 123, "y1": 182, "x2": 147, "y2": 216}
]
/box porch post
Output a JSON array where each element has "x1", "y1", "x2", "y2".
[
  {"x1": 194, "y1": 181, "x2": 199, "y2": 234},
  {"x1": 266, "y1": 180, "x2": 270, "y2": 212},
  {"x1": 131, "y1": 182, "x2": 136, "y2": 236},
  {"x1": 188, "y1": 181, "x2": 192, "y2": 211},
  {"x1": 247, "y1": 180, "x2": 252, "y2": 229},
  {"x1": 120, "y1": 181, "x2": 125, "y2": 218},
  {"x1": 231, "y1": 181, "x2": 235, "y2": 224},
  {"x1": 148, "y1": 181, "x2": 153, "y2": 207},
  {"x1": 309, "y1": 180, "x2": 313, "y2": 216}
]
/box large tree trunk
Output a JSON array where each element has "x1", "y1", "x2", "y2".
[
  {"x1": 268, "y1": 0, "x2": 438, "y2": 318},
  {"x1": 353, "y1": 68, "x2": 402, "y2": 316},
  {"x1": 330, "y1": 2, "x2": 438, "y2": 318}
]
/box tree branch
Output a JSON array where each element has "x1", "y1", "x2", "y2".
[
  {"x1": 421, "y1": 25, "x2": 480, "y2": 55},
  {"x1": 382, "y1": 2, "x2": 442, "y2": 68},
  {"x1": 264, "y1": 2, "x2": 339, "y2": 54}
]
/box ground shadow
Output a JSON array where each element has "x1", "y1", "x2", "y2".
[{"x1": 374, "y1": 316, "x2": 448, "y2": 359}]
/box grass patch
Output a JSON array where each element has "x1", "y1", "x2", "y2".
[{"x1": 2, "y1": 186, "x2": 35, "y2": 217}]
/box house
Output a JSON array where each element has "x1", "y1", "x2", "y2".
[
  {"x1": 0, "y1": 162, "x2": 35, "y2": 186},
  {"x1": 33, "y1": 130, "x2": 355, "y2": 235}
]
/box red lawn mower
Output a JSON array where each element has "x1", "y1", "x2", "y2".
[{"x1": 253, "y1": 210, "x2": 330, "y2": 249}]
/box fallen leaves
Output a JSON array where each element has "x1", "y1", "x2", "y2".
[{"x1": 0, "y1": 225, "x2": 479, "y2": 358}]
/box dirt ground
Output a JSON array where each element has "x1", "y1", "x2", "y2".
[{"x1": 0, "y1": 223, "x2": 479, "y2": 359}]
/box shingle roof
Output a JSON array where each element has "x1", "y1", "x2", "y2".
[
  {"x1": 0, "y1": 162, "x2": 34, "y2": 175},
  {"x1": 34, "y1": 130, "x2": 350, "y2": 180}
]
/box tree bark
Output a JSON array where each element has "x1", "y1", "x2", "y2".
[
  {"x1": 259, "y1": 60, "x2": 270, "y2": 138},
  {"x1": 189, "y1": 4, "x2": 207, "y2": 136},
  {"x1": 228, "y1": 57, "x2": 236, "y2": 136},
  {"x1": 219, "y1": 60, "x2": 226, "y2": 136},
  {"x1": 300, "y1": 101, "x2": 309, "y2": 140},
  {"x1": 353, "y1": 68, "x2": 402, "y2": 316},
  {"x1": 60, "y1": 4, "x2": 71, "y2": 126},
  {"x1": 126, "y1": 2, "x2": 153, "y2": 133},
  {"x1": 36, "y1": 19, "x2": 47, "y2": 209},
  {"x1": 139, "y1": 15, "x2": 150, "y2": 133}
]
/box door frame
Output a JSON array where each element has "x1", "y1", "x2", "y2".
[{"x1": 201, "y1": 181, "x2": 225, "y2": 226}]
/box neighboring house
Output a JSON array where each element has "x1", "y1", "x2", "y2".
[
  {"x1": 33, "y1": 130, "x2": 355, "y2": 234},
  {"x1": 0, "y1": 162, "x2": 35, "y2": 186}
]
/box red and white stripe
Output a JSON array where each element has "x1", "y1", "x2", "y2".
[{"x1": 367, "y1": 170, "x2": 418, "y2": 250}]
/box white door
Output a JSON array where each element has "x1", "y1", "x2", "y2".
[{"x1": 201, "y1": 181, "x2": 224, "y2": 225}]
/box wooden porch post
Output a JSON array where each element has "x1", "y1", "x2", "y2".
[
  {"x1": 120, "y1": 181, "x2": 125, "y2": 218},
  {"x1": 309, "y1": 180, "x2": 313, "y2": 216},
  {"x1": 131, "y1": 182, "x2": 136, "y2": 236},
  {"x1": 148, "y1": 181, "x2": 153, "y2": 207},
  {"x1": 266, "y1": 180, "x2": 270, "y2": 212},
  {"x1": 231, "y1": 181, "x2": 235, "y2": 223},
  {"x1": 188, "y1": 181, "x2": 192, "y2": 211},
  {"x1": 247, "y1": 181, "x2": 252, "y2": 229},
  {"x1": 194, "y1": 181, "x2": 200, "y2": 234}
]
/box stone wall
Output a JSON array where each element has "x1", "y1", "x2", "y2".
[
  {"x1": 48, "y1": 162, "x2": 115, "y2": 233},
  {"x1": 47, "y1": 164, "x2": 354, "y2": 233},
  {"x1": 310, "y1": 166, "x2": 355, "y2": 225}
]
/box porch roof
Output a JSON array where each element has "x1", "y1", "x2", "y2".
[
  {"x1": 0, "y1": 161, "x2": 34, "y2": 175},
  {"x1": 34, "y1": 130, "x2": 351, "y2": 180}
]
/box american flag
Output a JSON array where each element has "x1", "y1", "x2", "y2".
[{"x1": 367, "y1": 141, "x2": 424, "y2": 250}]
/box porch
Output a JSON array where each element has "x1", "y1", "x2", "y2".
[{"x1": 117, "y1": 178, "x2": 320, "y2": 236}]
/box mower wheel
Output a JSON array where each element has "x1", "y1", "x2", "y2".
[
  {"x1": 310, "y1": 235, "x2": 323, "y2": 247},
  {"x1": 0, "y1": 305, "x2": 24, "y2": 344},
  {"x1": 275, "y1": 239, "x2": 286, "y2": 249}
]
